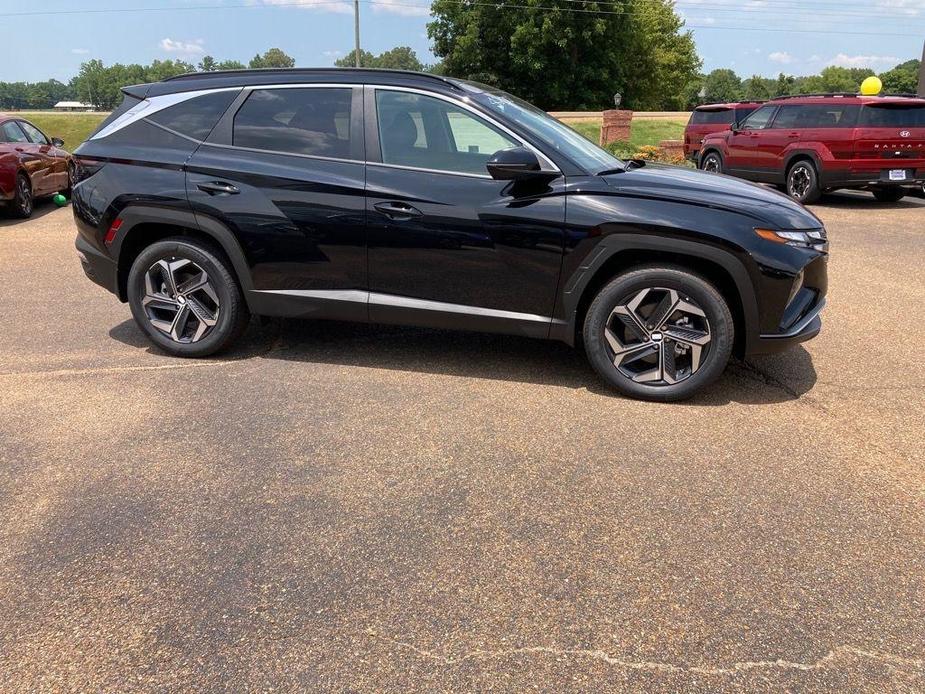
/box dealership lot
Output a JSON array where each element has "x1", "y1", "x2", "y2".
[{"x1": 0, "y1": 195, "x2": 923, "y2": 691}]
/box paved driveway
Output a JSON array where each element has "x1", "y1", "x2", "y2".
[{"x1": 0, "y1": 193, "x2": 923, "y2": 692}]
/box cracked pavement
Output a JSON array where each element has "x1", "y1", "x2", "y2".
[{"x1": 0, "y1": 192, "x2": 923, "y2": 692}]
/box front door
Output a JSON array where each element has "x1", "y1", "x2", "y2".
[
  {"x1": 18, "y1": 120, "x2": 66, "y2": 194},
  {"x1": 725, "y1": 104, "x2": 778, "y2": 175},
  {"x1": 187, "y1": 85, "x2": 367, "y2": 321},
  {"x1": 365, "y1": 87, "x2": 566, "y2": 338}
]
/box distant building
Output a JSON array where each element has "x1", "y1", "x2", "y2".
[{"x1": 53, "y1": 101, "x2": 95, "y2": 112}]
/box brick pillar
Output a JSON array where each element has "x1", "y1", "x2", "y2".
[{"x1": 599, "y1": 109, "x2": 633, "y2": 147}]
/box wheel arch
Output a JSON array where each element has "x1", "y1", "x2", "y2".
[
  {"x1": 111, "y1": 206, "x2": 253, "y2": 304},
  {"x1": 554, "y1": 237, "x2": 759, "y2": 358},
  {"x1": 783, "y1": 150, "x2": 821, "y2": 176}
]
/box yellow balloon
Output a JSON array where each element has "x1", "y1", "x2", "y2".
[{"x1": 860, "y1": 76, "x2": 883, "y2": 96}]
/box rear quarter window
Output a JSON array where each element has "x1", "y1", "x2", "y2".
[
  {"x1": 859, "y1": 105, "x2": 925, "y2": 128},
  {"x1": 147, "y1": 90, "x2": 239, "y2": 141},
  {"x1": 690, "y1": 109, "x2": 735, "y2": 125}
]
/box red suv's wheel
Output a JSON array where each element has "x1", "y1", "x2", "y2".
[
  {"x1": 786, "y1": 160, "x2": 821, "y2": 204},
  {"x1": 700, "y1": 152, "x2": 723, "y2": 174}
]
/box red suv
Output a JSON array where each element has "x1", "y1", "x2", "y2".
[
  {"x1": 698, "y1": 94, "x2": 925, "y2": 203},
  {"x1": 684, "y1": 102, "x2": 764, "y2": 162}
]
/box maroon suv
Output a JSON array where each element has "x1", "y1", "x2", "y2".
[
  {"x1": 684, "y1": 101, "x2": 764, "y2": 161},
  {"x1": 698, "y1": 94, "x2": 925, "y2": 203}
]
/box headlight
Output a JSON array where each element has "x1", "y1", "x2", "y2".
[{"x1": 755, "y1": 227, "x2": 827, "y2": 249}]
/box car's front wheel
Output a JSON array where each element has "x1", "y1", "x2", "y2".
[
  {"x1": 583, "y1": 266, "x2": 734, "y2": 401},
  {"x1": 11, "y1": 173, "x2": 33, "y2": 218},
  {"x1": 872, "y1": 188, "x2": 905, "y2": 203},
  {"x1": 786, "y1": 160, "x2": 821, "y2": 204},
  {"x1": 700, "y1": 151, "x2": 723, "y2": 174},
  {"x1": 127, "y1": 237, "x2": 250, "y2": 357}
]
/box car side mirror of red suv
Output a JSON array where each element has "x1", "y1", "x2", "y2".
[{"x1": 730, "y1": 122, "x2": 741, "y2": 134}]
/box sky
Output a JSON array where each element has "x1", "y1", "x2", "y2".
[{"x1": 0, "y1": 0, "x2": 923, "y2": 83}]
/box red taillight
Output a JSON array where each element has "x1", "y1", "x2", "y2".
[{"x1": 104, "y1": 218, "x2": 123, "y2": 245}]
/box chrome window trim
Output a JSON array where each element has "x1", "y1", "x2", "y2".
[{"x1": 200, "y1": 141, "x2": 364, "y2": 166}]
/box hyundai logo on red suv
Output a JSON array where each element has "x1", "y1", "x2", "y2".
[{"x1": 900, "y1": 130, "x2": 911, "y2": 137}]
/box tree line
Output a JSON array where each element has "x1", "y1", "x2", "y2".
[{"x1": 0, "y1": 0, "x2": 921, "y2": 114}]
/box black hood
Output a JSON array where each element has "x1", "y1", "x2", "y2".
[{"x1": 601, "y1": 164, "x2": 823, "y2": 229}]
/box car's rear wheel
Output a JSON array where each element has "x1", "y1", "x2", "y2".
[
  {"x1": 700, "y1": 151, "x2": 723, "y2": 174},
  {"x1": 583, "y1": 266, "x2": 734, "y2": 401},
  {"x1": 127, "y1": 237, "x2": 250, "y2": 357},
  {"x1": 786, "y1": 160, "x2": 821, "y2": 204},
  {"x1": 11, "y1": 173, "x2": 33, "y2": 218},
  {"x1": 872, "y1": 187, "x2": 905, "y2": 203}
]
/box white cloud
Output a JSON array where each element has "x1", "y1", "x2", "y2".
[
  {"x1": 323, "y1": 50, "x2": 343, "y2": 58},
  {"x1": 700, "y1": 16, "x2": 716, "y2": 24},
  {"x1": 371, "y1": 0, "x2": 430, "y2": 16},
  {"x1": 875, "y1": 0, "x2": 923, "y2": 15},
  {"x1": 260, "y1": 0, "x2": 352, "y2": 14},
  {"x1": 826, "y1": 53, "x2": 901, "y2": 68},
  {"x1": 71, "y1": 48, "x2": 90, "y2": 55},
  {"x1": 769, "y1": 51, "x2": 794, "y2": 64},
  {"x1": 159, "y1": 38, "x2": 206, "y2": 56}
]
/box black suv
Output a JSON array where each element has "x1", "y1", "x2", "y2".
[{"x1": 73, "y1": 69, "x2": 828, "y2": 401}]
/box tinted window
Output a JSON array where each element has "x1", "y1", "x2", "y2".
[
  {"x1": 734, "y1": 106, "x2": 758, "y2": 121},
  {"x1": 740, "y1": 105, "x2": 776, "y2": 130},
  {"x1": 690, "y1": 109, "x2": 735, "y2": 125},
  {"x1": 148, "y1": 90, "x2": 238, "y2": 140},
  {"x1": 233, "y1": 88, "x2": 353, "y2": 158},
  {"x1": 1, "y1": 121, "x2": 29, "y2": 143},
  {"x1": 859, "y1": 105, "x2": 925, "y2": 127},
  {"x1": 773, "y1": 104, "x2": 859, "y2": 128},
  {"x1": 19, "y1": 121, "x2": 49, "y2": 144},
  {"x1": 376, "y1": 90, "x2": 517, "y2": 175}
]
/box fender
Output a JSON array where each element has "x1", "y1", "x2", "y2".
[
  {"x1": 110, "y1": 204, "x2": 255, "y2": 302},
  {"x1": 782, "y1": 147, "x2": 826, "y2": 173},
  {"x1": 550, "y1": 234, "x2": 760, "y2": 353}
]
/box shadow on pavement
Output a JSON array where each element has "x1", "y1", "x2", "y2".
[
  {"x1": 812, "y1": 190, "x2": 924, "y2": 209},
  {"x1": 0, "y1": 198, "x2": 68, "y2": 228},
  {"x1": 110, "y1": 317, "x2": 818, "y2": 406}
]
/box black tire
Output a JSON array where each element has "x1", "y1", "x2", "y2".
[
  {"x1": 127, "y1": 237, "x2": 250, "y2": 357},
  {"x1": 700, "y1": 151, "x2": 723, "y2": 174},
  {"x1": 785, "y1": 159, "x2": 821, "y2": 204},
  {"x1": 872, "y1": 188, "x2": 905, "y2": 203},
  {"x1": 583, "y1": 266, "x2": 734, "y2": 402},
  {"x1": 11, "y1": 173, "x2": 33, "y2": 218},
  {"x1": 63, "y1": 162, "x2": 75, "y2": 199}
]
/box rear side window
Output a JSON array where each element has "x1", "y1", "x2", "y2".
[
  {"x1": 1, "y1": 121, "x2": 29, "y2": 143},
  {"x1": 859, "y1": 105, "x2": 925, "y2": 127},
  {"x1": 690, "y1": 109, "x2": 734, "y2": 125},
  {"x1": 19, "y1": 121, "x2": 50, "y2": 144},
  {"x1": 148, "y1": 90, "x2": 238, "y2": 141},
  {"x1": 233, "y1": 87, "x2": 353, "y2": 159},
  {"x1": 773, "y1": 104, "x2": 859, "y2": 128}
]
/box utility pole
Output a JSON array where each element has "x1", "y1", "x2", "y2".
[
  {"x1": 918, "y1": 40, "x2": 924, "y2": 97},
  {"x1": 354, "y1": 0, "x2": 361, "y2": 68}
]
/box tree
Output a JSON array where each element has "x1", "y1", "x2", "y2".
[
  {"x1": 773, "y1": 73, "x2": 797, "y2": 97},
  {"x1": 335, "y1": 46, "x2": 424, "y2": 71},
  {"x1": 199, "y1": 56, "x2": 218, "y2": 72},
  {"x1": 801, "y1": 66, "x2": 873, "y2": 94},
  {"x1": 703, "y1": 69, "x2": 742, "y2": 103},
  {"x1": 743, "y1": 75, "x2": 772, "y2": 101},
  {"x1": 879, "y1": 59, "x2": 920, "y2": 94},
  {"x1": 427, "y1": 0, "x2": 700, "y2": 110},
  {"x1": 249, "y1": 48, "x2": 295, "y2": 69}
]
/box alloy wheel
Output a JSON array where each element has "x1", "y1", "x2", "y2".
[
  {"x1": 604, "y1": 287, "x2": 711, "y2": 385},
  {"x1": 18, "y1": 176, "x2": 32, "y2": 216},
  {"x1": 702, "y1": 154, "x2": 720, "y2": 173},
  {"x1": 788, "y1": 165, "x2": 812, "y2": 199},
  {"x1": 141, "y1": 258, "x2": 220, "y2": 343}
]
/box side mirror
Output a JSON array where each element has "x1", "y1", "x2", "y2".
[
  {"x1": 730, "y1": 122, "x2": 740, "y2": 134},
  {"x1": 486, "y1": 147, "x2": 546, "y2": 181},
  {"x1": 51, "y1": 137, "x2": 64, "y2": 147}
]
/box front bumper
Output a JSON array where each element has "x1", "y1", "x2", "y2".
[
  {"x1": 75, "y1": 234, "x2": 118, "y2": 295},
  {"x1": 750, "y1": 296, "x2": 825, "y2": 354}
]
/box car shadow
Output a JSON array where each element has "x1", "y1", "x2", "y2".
[
  {"x1": 0, "y1": 197, "x2": 68, "y2": 228},
  {"x1": 109, "y1": 317, "x2": 818, "y2": 406},
  {"x1": 812, "y1": 190, "x2": 925, "y2": 209}
]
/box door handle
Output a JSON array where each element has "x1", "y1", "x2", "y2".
[
  {"x1": 787, "y1": 132, "x2": 800, "y2": 139},
  {"x1": 374, "y1": 201, "x2": 423, "y2": 220},
  {"x1": 197, "y1": 181, "x2": 240, "y2": 196}
]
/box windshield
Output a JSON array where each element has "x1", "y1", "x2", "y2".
[{"x1": 458, "y1": 81, "x2": 624, "y2": 174}]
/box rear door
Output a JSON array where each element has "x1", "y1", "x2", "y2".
[
  {"x1": 853, "y1": 102, "x2": 925, "y2": 184},
  {"x1": 187, "y1": 85, "x2": 368, "y2": 321}
]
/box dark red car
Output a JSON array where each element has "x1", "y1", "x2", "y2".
[
  {"x1": 684, "y1": 101, "x2": 764, "y2": 161},
  {"x1": 698, "y1": 94, "x2": 925, "y2": 203},
  {"x1": 0, "y1": 114, "x2": 72, "y2": 218}
]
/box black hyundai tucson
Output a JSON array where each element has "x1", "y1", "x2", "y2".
[{"x1": 72, "y1": 68, "x2": 828, "y2": 401}]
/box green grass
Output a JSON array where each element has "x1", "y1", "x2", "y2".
[
  {"x1": 564, "y1": 118, "x2": 687, "y2": 152},
  {"x1": 16, "y1": 113, "x2": 106, "y2": 149}
]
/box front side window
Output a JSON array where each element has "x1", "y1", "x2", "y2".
[
  {"x1": 1, "y1": 121, "x2": 29, "y2": 144},
  {"x1": 18, "y1": 121, "x2": 49, "y2": 145},
  {"x1": 233, "y1": 87, "x2": 353, "y2": 159},
  {"x1": 740, "y1": 105, "x2": 777, "y2": 130},
  {"x1": 376, "y1": 90, "x2": 518, "y2": 175},
  {"x1": 734, "y1": 106, "x2": 758, "y2": 121}
]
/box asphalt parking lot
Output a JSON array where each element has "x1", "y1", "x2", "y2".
[{"x1": 1, "y1": 192, "x2": 923, "y2": 692}]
